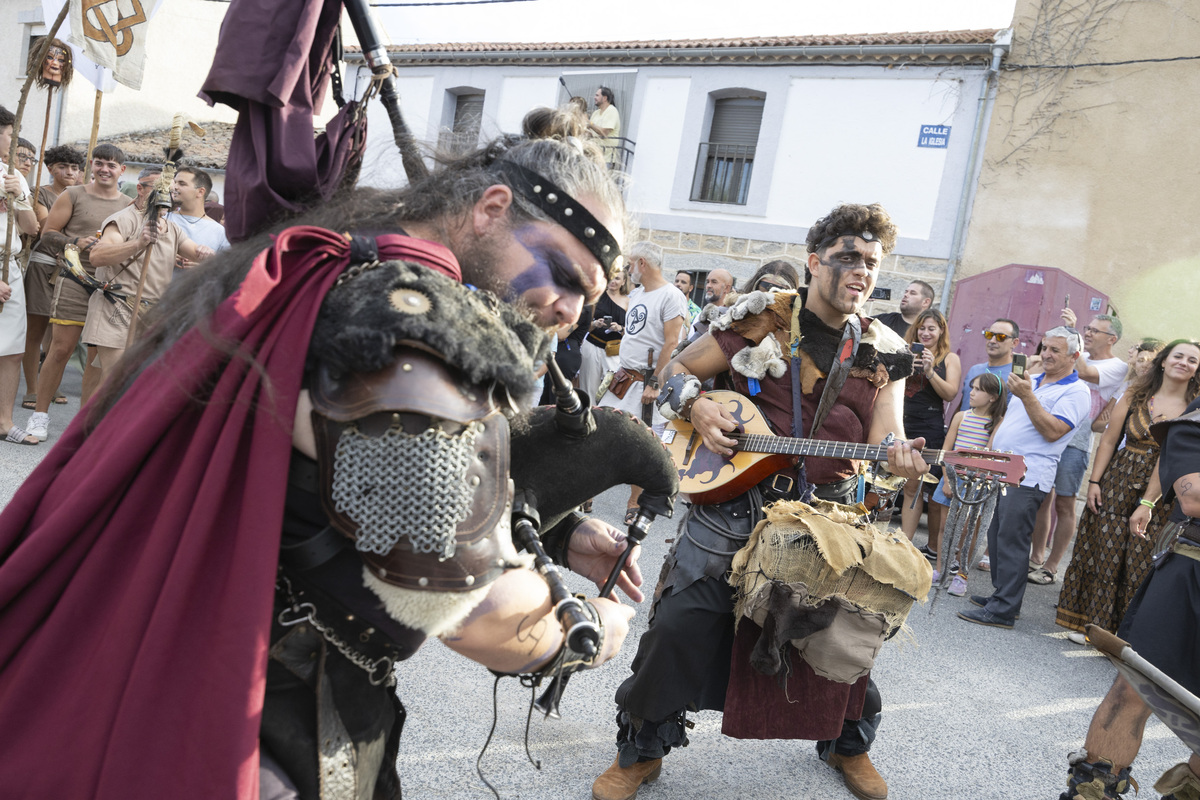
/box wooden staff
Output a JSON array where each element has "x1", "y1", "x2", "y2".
[
  {"x1": 3, "y1": 1, "x2": 70, "y2": 314},
  {"x1": 125, "y1": 114, "x2": 200, "y2": 346},
  {"x1": 83, "y1": 90, "x2": 104, "y2": 183},
  {"x1": 32, "y1": 93, "x2": 53, "y2": 207},
  {"x1": 125, "y1": 206, "x2": 164, "y2": 348}
]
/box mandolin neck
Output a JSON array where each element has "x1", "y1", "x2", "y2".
[{"x1": 731, "y1": 432, "x2": 944, "y2": 465}]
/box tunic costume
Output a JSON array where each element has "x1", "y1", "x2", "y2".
[
  {"x1": 0, "y1": 226, "x2": 546, "y2": 799},
  {"x1": 81, "y1": 206, "x2": 193, "y2": 349},
  {"x1": 0, "y1": 168, "x2": 31, "y2": 356},
  {"x1": 25, "y1": 186, "x2": 63, "y2": 317},
  {"x1": 45, "y1": 186, "x2": 132, "y2": 325},
  {"x1": 613, "y1": 292, "x2": 912, "y2": 766},
  {"x1": 1056, "y1": 401, "x2": 1169, "y2": 634}
]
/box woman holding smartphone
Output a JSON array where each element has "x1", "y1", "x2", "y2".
[{"x1": 900, "y1": 309, "x2": 962, "y2": 560}]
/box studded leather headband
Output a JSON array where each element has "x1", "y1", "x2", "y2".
[{"x1": 490, "y1": 160, "x2": 622, "y2": 278}]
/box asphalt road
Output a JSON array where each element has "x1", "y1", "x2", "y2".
[{"x1": 0, "y1": 369, "x2": 1184, "y2": 799}]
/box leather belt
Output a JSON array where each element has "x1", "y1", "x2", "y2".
[{"x1": 620, "y1": 367, "x2": 647, "y2": 383}]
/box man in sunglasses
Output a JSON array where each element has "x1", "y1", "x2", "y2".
[{"x1": 959, "y1": 318, "x2": 1021, "y2": 412}]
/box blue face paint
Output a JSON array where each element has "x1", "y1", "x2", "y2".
[{"x1": 504, "y1": 225, "x2": 596, "y2": 305}]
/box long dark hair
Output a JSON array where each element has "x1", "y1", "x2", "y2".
[
  {"x1": 1126, "y1": 339, "x2": 1200, "y2": 410},
  {"x1": 970, "y1": 372, "x2": 1008, "y2": 432},
  {"x1": 87, "y1": 120, "x2": 628, "y2": 428}
]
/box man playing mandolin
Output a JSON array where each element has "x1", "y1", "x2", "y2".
[{"x1": 591, "y1": 203, "x2": 929, "y2": 800}]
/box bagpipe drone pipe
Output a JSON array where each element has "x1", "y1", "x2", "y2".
[{"x1": 508, "y1": 359, "x2": 678, "y2": 715}]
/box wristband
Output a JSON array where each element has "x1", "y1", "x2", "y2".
[
  {"x1": 657, "y1": 372, "x2": 703, "y2": 422},
  {"x1": 1088, "y1": 480, "x2": 1101, "y2": 485},
  {"x1": 1139, "y1": 498, "x2": 1156, "y2": 509}
]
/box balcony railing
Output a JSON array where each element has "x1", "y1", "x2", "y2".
[{"x1": 692, "y1": 142, "x2": 755, "y2": 205}]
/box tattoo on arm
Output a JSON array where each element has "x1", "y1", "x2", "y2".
[{"x1": 516, "y1": 613, "x2": 550, "y2": 655}]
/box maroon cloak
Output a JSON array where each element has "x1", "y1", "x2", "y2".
[{"x1": 0, "y1": 227, "x2": 460, "y2": 797}]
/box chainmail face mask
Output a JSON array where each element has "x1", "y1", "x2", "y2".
[{"x1": 331, "y1": 420, "x2": 483, "y2": 561}]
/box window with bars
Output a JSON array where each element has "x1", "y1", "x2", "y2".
[
  {"x1": 691, "y1": 96, "x2": 765, "y2": 205},
  {"x1": 438, "y1": 92, "x2": 485, "y2": 154}
]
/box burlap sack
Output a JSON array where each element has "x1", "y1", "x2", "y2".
[{"x1": 729, "y1": 498, "x2": 933, "y2": 683}]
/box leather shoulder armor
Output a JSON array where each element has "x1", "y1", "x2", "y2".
[{"x1": 311, "y1": 342, "x2": 516, "y2": 593}]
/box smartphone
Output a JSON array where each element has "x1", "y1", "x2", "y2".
[
  {"x1": 1064, "y1": 293, "x2": 1070, "y2": 308},
  {"x1": 910, "y1": 343, "x2": 924, "y2": 355},
  {"x1": 1012, "y1": 353, "x2": 1027, "y2": 377}
]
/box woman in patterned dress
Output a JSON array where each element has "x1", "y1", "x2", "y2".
[{"x1": 1055, "y1": 339, "x2": 1200, "y2": 639}]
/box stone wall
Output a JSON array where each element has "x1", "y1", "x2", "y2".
[{"x1": 638, "y1": 226, "x2": 949, "y2": 313}]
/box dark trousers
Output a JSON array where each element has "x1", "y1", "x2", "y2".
[{"x1": 984, "y1": 484, "x2": 1047, "y2": 619}]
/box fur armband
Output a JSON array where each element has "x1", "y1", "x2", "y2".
[{"x1": 658, "y1": 373, "x2": 704, "y2": 421}]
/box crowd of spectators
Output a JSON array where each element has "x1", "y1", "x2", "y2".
[{"x1": 0, "y1": 103, "x2": 228, "y2": 446}]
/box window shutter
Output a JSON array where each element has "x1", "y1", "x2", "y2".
[
  {"x1": 454, "y1": 94, "x2": 485, "y2": 137},
  {"x1": 709, "y1": 98, "x2": 764, "y2": 146}
]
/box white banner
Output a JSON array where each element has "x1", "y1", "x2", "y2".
[{"x1": 63, "y1": 0, "x2": 164, "y2": 91}]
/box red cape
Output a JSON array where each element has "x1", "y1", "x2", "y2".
[{"x1": 0, "y1": 227, "x2": 460, "y2": 797}]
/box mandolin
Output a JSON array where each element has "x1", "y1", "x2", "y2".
[{"x1": 661, "y1": 391, "x2": 1026, "y2": 504}]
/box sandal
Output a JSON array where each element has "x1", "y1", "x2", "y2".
[
  {"x1": 3, "y1": 425, "x2": 40, "y2": 446},
  {"x1": 20, "y1": 393, "x2": 35, "y2": 410},
  {"x1": 1027, "y1": 567, "x2": 1056, "y2": 585},
  {"x1": 624, "y1": 507, "x2": 639, "y2": 526},
  {"x1": 53, "y1": 394, "x2": 68, "y2": 405}
]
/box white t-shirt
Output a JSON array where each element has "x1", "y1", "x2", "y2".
[
  {"x1": 1067, "y1": 353, "x2": 1130, "y2": 450},
  {"x1": 167, "y1": 212, "x2": 229, "y2": 252},
  {"x1": 618, "y1": 284, "x2": 688, "y2": 371}
]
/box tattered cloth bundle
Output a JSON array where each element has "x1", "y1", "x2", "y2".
[{"x1": 729, "y1": 499, "x2": 933, "y2": 684}]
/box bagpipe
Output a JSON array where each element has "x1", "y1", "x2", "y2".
[{"x1": 508, "y1": 357, "x2": 678, "y2": 717}]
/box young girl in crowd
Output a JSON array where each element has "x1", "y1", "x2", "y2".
[{"x1": 928, "y1": 372, "x2": 1007, "y2": 595}]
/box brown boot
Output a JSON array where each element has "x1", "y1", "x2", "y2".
[
  {"x1": 826, "y1": 752, "x2": 888, "y2": 800},
  {"x1": 591, "y1": 756, "x2": 663, "y2": 800}
]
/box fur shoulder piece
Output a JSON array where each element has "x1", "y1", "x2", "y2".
[
  {"x1": 854, "y1": 316, "x2": 914, "y2": 385},
  {"x1": 716, "y1": 291, "x2": 797, "y2": 345},
  {"x1": 862, "y1": 317, "x2": 908, "y2": 355},
  {"x1": 308, "y1": 261, "x2": 549, "y2": 407}
]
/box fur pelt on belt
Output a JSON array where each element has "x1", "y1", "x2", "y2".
[{"x1": 709, "y1": 290, "x2": 913, "y2": 389}]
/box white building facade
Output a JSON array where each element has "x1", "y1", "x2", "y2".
[{"x1": 348, "y1": 31, "x2": 1010, "y2": 307}]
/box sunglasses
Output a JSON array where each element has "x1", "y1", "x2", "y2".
[{"x1": 983, "y1": 331, "x2": 1012, "y2": 342}]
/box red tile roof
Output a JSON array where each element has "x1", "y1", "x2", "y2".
[
  {"x1": 77, "y1": 121, "x2": 236, "y2": 170},
  {"x1": 348, "y1": 30, "x2": 1002, "y2": 66}
]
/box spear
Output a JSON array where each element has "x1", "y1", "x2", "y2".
[{"x1": 3, "y1": 1, "x2": 70, "y2": 314}]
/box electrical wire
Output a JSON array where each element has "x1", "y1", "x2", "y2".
[{"x1": 1003, "y1": 54, "x2": 1200, "y2": 70}]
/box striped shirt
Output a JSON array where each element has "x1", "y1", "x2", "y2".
[{"x1": 955, "y1": 409, "x2": 993, "y2": 451}]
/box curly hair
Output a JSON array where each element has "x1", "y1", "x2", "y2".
[
  {"x1": 44, "y1": 144, "x2": 85, "y2": 169},
  {"x1": 805, "y1": 203, "x2": 898, "y2": 256},
  {"x1": 1126, "y1": 339, "x2": 1200, "y2": 411},
  {"x1": 904, "y1": 308, "x2": 951, "y2": 364}
]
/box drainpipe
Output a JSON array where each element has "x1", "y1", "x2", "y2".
[{"x1": 939, "y1": 31, "x2": 1011, "y2": 312}]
